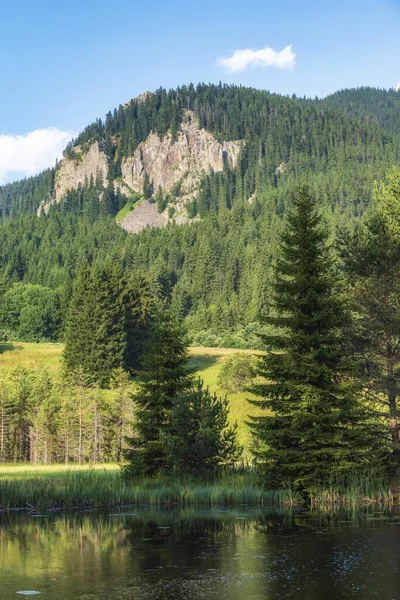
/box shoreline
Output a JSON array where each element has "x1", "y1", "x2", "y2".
[{"x1": 0, "y1": 467, "x2": 399, "y2": 512}]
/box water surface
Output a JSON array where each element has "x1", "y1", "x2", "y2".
[{"x1": 0, "y1": 507, "x2": 399, "y2": 599}]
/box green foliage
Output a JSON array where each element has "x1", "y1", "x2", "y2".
[
  {"x1": 154, "y1": 187, "x2": 168, "y2": 213},
  {"x1": 123, "y1": 315, "x2": 194, "y2": 478},
  {"x1": 0, "y1": 283, "x2": 62, "y2": 341},
  {"x1": 64, "y1": 263, "x2": 158, "y2": 386},
  {"x1": 0, "y1": 365, "x2": 136, "y2": 465},
  {"x1": 63, "y1": 264, "x2": 127, "y2": 387},
  {"x1": 1, "y1": 85, "x2": 400, "y2": 344},
  {"x1": 115, "y1": 192, "x2": 142, "y2": 221},
  {"x1": 109, "y1": 368, "x2": 134, "y2": 462},
  {"x1": 319, "y1": 86, "x2": 400, "y2": 133},
  {"x1": 249, "y1": 186, "x2": 386, "y2": 488},
  {"x1": 187, "y1": 199, "x2": 198, "y2": 219},
  {"x1": 217, "y1": 353, "x2": 258, "y2": 392},
  {"x1": 340, "y1": 210, "x2": 400, "y2": 465},
  {"x1": 169, "y1": 379, "x2": 242, "y2": 475},
  {"x1": 373, "y1": 166, "x2": 400, "y2": 238}
]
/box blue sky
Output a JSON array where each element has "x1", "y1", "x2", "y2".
[{"x1": 1, "y1": 0, "x2": 399, "y2": 183}]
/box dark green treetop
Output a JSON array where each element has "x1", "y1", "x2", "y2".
[
  {"x1": 249, "y1": 185, "x2": 385, "y2": 488},
  {"x1": 123, "y1": 313, "x2": 194, "y2": 477}
]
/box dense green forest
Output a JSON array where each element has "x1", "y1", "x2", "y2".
[
  {"x1": 319, "y1": 86, "x2": 400, "y2": 133},
  {"x1": 0, "y1": 84, "x2": 400, "y2": 345},
  {"x1": 0, "y1": 83, "x2": 400, "y2": 485}
]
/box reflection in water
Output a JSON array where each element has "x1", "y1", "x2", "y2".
[{"x1": 0, "y1": 508, "x2": 399, "y2": 599}]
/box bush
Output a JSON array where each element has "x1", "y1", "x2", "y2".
[
  {"x1": 217, "y1": 353, "x2": 258, "y2": 393},
  {"x1": 169, "y1": 380, "x2": 242, "y2": 475}
]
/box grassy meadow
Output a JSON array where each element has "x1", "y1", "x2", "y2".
[
  {"x1": 0, "y1": 341, "x2": 263, "y2": 451},
  {"x1": 2, "y1": 343, "x2": 394, "y2": 511}
]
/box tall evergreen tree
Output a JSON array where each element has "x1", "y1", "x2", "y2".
[
  {"x1": 249, "y1": 185, "x2": 385, "y2": 488},
  {"x1": 63, "y1": 264, "x2": 127, "y2": 387},
  {"x1": 123, "y1": 314, "x2": 194, "y2": 477},
  {"x1": 340, "y1": 211, "x2": 400, "y2": 467},
  {"x1": 109, "y1": 368, "x2": 134, "y2": 462}
]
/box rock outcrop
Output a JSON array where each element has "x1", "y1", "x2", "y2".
[
  {"x1": 37, "y1": 110, "x2": 243, "y2": 232},
  {"x1": 55, "y1": 142, "x2": 108, "y2": 200},
  {"x1": 121, "y1": 111, "x2": 242, "y2": 199},
  {"x1": 37, "y1": 142, "x2": 109, "y2": 215}
]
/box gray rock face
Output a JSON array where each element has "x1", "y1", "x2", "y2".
[
  {"x1": 37, "y1": 110, "x2": 242, "y2": 232},
  {"x1": 121, "y1": 111, "x2": 242, "y2": 197},
  {"x1": 55, "y1": 142, "x2": 108, "y2": 200},
  {"x1": 37, "y1": 142, "x2": 109, "y2": 216}
]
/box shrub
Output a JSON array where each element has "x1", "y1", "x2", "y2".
[{"x1": 217, "y1": 353, "x2": 258, "y2": 393}]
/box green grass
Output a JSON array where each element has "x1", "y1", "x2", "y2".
[
  {"x1": 115, "y1": 191, "x2": 142, "y2": 221},
  {"x1": 0, "y1": 342, "x2": 263, "y2": 452},
  {"x1": 0, "y1": 466, "x2": 286, "y2": 511},
  {"x1": 0, "y1": 465, "x2": 395, "y2": 512},
  {"x1": 0, "y1": 342, "x2": 64, "y2": 373},
  {"x1": 115, "y1": 201, "x2": 136, "y2": 221},
  {"x1": 189, "y1": 347, "x2": 264, "y2": 452},
  {"x1": 0, "y1": 463, "x2": 119, "y2": 480}
]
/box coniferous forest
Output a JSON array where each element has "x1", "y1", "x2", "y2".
[{"x1": 0, "y1": 83, "x2": 400, "y2": 495}]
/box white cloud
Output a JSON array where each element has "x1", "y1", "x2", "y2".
[
  {"x1": 0, "y1": 128, "x2": 74, "y2": 184},
  {"x1": 396, "y1": 82, "x2": 400, "y2": 92},
  {"x1": 217, "y1": 44, "x2": 295, "y2": 73}
]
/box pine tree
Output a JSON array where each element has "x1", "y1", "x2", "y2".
[
  {"x1": 86, "y1": 263, "x2": 127, "y2": 386},
  {"x1": 123, "y1": 272, "x2": 159, "y2": 373},
  {"x1": 169, "y1": 379, "x2": 242, "y2": 475},
  {"x1": 63, "y1": 266, "x2": 93, "y2": 375},
  {"x1": 0, "y1": 374, "x2": 14, "y2": 462},
  {"x1": 63, "y1": 264, "x2": 127, "y2": 387},
  {"x1": 340, "y1": 211, "x2": 400, "y2": 467},
  {"x1": 249, "y1": 185, "x2": 385, "y2": 488},
  {"x1": 123, "y1": 314, "x2": 194, "y2": 477}
]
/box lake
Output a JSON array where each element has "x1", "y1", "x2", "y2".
[{"x1": 0, "y1": 507, "x2": 399, "y2": 599}]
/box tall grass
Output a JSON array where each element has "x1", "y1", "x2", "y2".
[
  {"x1": 0, "y1": 466, "x2": 396, "y2": 512},
  {"x1": 307, "y1": 471, "x2": 394, "y2": 510},
  {"x1": 0, "y1": 468, "x2": 288, "y2": 511}
]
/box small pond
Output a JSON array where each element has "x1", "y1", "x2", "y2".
[{"x1": 0, "y1": 507, "x2": 399, "y2": 599}]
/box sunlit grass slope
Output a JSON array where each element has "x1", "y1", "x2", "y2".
[
  {"x1": 0, "y1": 342, "x2": 262, "y2": 452},
  {"x1": 0, "y1": 342, "x2": 64, "y2": 372}
]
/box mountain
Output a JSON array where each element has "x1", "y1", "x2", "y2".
[
  {"x1": 0, "y1": 84, "x2": 399, "y2": 345},
  {"x1": 318, "y1": 86, "x2": 400, "y2": 133}
]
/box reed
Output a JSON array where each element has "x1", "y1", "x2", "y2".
[
  {"x1": 307, "y1": 471, "x2": 394, "y2": 510},
  {"x1": 0, "y1": 466, "x2": 396, "y2": 512},
  {"x1": 0, "y1": 468, "x2": 286, "y2": 511}
]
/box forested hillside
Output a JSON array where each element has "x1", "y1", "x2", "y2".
[
  {"x1": 319, "y1": 86, "x2": 400, "y2": 133},
  {"x1": 0, "y1": 84, "x2": 399, "y2": 345}
]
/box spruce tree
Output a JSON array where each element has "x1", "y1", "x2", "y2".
[
  {"x1": 63, "y1": 266, "x2": 94, "y2": 376},
  {"x1": 86, "y1": 263, "x2": 127, "y2": 386},
  {"x1": 123, "y1": 314, "x2": 194, "y2": 477},
  {"x1": 63, "y1": 264, "x2": 127, "y2": 387},
  {"x1": 340, "y1": 211, "x2": 400, "y2": 467},
  {"x1": 249, "y1": 185, "x2": 384, "y2": 488},
  {"x1": 169, "y1": 380, "x2": 242, "y2": 475}
]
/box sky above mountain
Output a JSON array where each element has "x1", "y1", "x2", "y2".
[{"x1": 1, "y1": 0, "x2": 399, "y2": 184}]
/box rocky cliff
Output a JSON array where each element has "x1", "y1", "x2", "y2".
[
  {"x1": 55, "y1": 142, "x2": 108, "y2": 200},
  {"x1": 39, "y1": 110, "x2": 242, "y2": 229},
  {"x1": 37, "y1": 142, "x2": 109, "y2": 215},
  {"x1": 121, "y1": 110, "x2": 241, "y2": 200}
]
